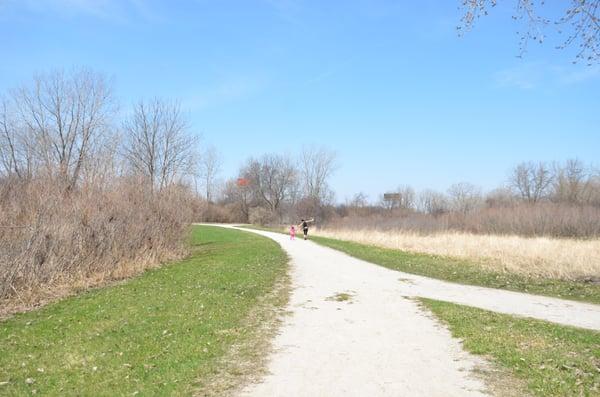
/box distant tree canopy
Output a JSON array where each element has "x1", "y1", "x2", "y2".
[{"x1": 460, "y1": 0, "x2": 600, "y2": 64}]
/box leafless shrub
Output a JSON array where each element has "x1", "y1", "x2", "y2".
[
  {"x1": 204, "y1": 203, "x2": 242, "y2": 223},
  {"x1": 448, "y1": 182, "x2": 483, "y2": 214},
  {"x1": 326, "y1": 210, "x2": 446, "y2": 234},
  {"x1": 418, "y1": 189, "x2": 450, "y2": 215},
  {"x1": 0, "y1": 177, "x2": 194, "y2": 312},
  {"x1": 249, "y1": 206, "x2": 277, "y2": 226},
  {"x1": 485, "y1": 187, "x2": 517, "y2": 207}
]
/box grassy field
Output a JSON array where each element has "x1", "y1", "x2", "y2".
[
  {"x1": 421, "y1": 299, "x2": 600, "y2": 396},
  {"x1": 0, "y1": 225, "x2": 288, "y2": 396},
  {"x1": 308, "y1": 235, "x2": 600, "y2": 304},
  {"x1": 242, "y1": 224, "x2": 600, "y2": 303}
]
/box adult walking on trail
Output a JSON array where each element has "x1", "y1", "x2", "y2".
[{"x1": 299, "y1": 218, "x2": 314, "y2": 240}]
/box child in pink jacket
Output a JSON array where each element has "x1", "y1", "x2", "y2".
[{"x1": 290, "y1": 225, "x2": 296, "y2": 240}]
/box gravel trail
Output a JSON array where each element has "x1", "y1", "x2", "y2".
[{"x1": 230, "y1": 227, "x2": 600, "y2": 396}]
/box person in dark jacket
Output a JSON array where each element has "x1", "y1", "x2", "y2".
[{"x1": 298, "y1": 218, "x2": 314, "y2": 240}]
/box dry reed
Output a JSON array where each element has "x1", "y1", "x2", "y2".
[{"x1": 314, "y1": 228, "x2": 600, "y2": 281}]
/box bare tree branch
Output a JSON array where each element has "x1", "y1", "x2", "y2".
[
  {"x1": 198, "y1": 145, "x2": 222, "y2": 202},
  {"x1": 509, "y1": 161, "x2": 554, "y2": 203},
  {"x1": 299, "y1": 145, "x2": 337, "y2": 205},
  {"x1": 242, "y1": 154, "x2": 298, "y2": 214},
  {"x1": 460, "y1": 0, "x2": 600, "y2": 63}
]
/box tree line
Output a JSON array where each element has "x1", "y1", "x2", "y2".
[
  {"x1": 327, "y1": 160, "x2": 600, "y2": 238},
  {"x1": 367, "y1": 159, "x2": 600, "y2": 215},
  {"x1": 0, "y1": 68, "x2": 221, "y2": 193},
  {"x1": 202, "y1": 152, "x2": 600, "y2": 238}
]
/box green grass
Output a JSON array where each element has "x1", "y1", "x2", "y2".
[
  {"x1": 0, "y1": 225, "x2": 288, "y2": 396},
  {"x1": 307, "y1": 235, "x2": 600, "y2": 305},
  {"x1": 421, "y1": 299, "x2": 600, "y2": 396}
]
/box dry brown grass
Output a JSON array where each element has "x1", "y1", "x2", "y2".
[{"x1": 314, "y1": 228, "x2": 600, "y2": 280}]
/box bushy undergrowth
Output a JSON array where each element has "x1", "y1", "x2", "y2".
[
  {"x1": 0, "y1": 177, "x2": 194, "y2": 313},
  {"x1": 327, "y1": 202, "x2": 600, "y2": 238}
]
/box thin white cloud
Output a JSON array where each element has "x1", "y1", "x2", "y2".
[
  {"x1": 494, "y1": 61, "x2": 600, "y2": 89},
  {"x1": 127, "y1": 0, "x2": 164, "y2": 23},
  {"x1": 304, "y1": 55, "x2": 354, "y2": 86},
  {"x1": 261, "y1": 0, "x2": 307, "y2": 29},
  {"x1": 558, "y1": 65, "x2": 600, "y2": 85},
  {"x1": 4, "y1": 0, "x2": 162, "y2": 23},
  {"x1": 263, "y1": 0, "x2": 300, "y2": 13},
  {"x1": 184, "y1": 77, "x2": 265, "y2": 111},
  {"x1": 494, "y1": 62, "x2": 545, "y2": 89}
]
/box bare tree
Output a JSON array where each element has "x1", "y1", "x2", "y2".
[
  {"x1": 243, "y1": 154, "x2": 298, "y2": 214},
  {"x1": 299, "y1": 146, "x2": 337, "y2": 205},
  {"x1": 0, "y1": 97, "x2": 30, "y2": 179},
  {"x1": 221, "y1": 178, "x2": 253, "y2": 221},
  {"x1": 397, "y1": 185, "x2": 416, "y2": 209},
  {"x1": 447, "y1": 182, "x2": 483, "y2": 214},
  {"x1": 12, "y1": 68, "x2": 114, "y2": 188},
  {"x1": 418, "y1": 189, "x2": 450, "y2": 215},
  {"x1": 123, "y1": 98, "x2": 198, "y2": 191},
  {"x1": 509, "y1": 161, "x2": 554, "y2": 203},
  {"x1": 348, "y1": 192, "x2": 369, "y2": 208},
  {"x1": 198, "y1": 145, "x2": 222, "y2": 202},
  {"x1": 460, "y1": 0, "x2": 600, "y2": 63},
  {"x1": 552, "y1": 158, "x2": 590, "y2": 204}
]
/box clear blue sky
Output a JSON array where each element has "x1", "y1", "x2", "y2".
[{"x1": 1, "y1": 0, "x2": 598, "y2": 201}]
